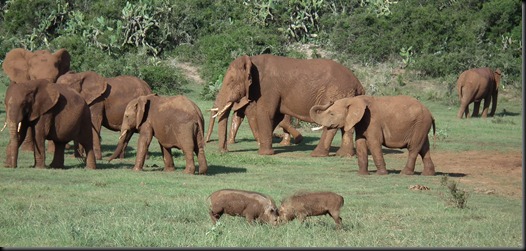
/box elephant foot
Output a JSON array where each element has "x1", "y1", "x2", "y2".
[
  {"x1": 376, "y1": 169, "x2": 388, "y2": 175},
  {"x1": 310, "y1": 148, "x2": 329, "y2": 157},
  {"x1": 49, "y1": 163, "x2": 65, "y2": 169},
  {"x1": 164, "y1": 167, "x2": 175, "y2": 172},
  {"x1": 335, "y1": 148, "x2": 355, "y2": 158},
  {"x1": 422, "y1": 169, "x2": 436, "y2": 176},
  {"x1": 132, "y1": 166, "x2": 143, "y2": 172},
  {"x1": 258, "y1": 148, "x2": 275, "y2": 155},
  {"x1": 183, "y1": 169, "x2": 195, "y2": 175},
  {"x1": 357, "y1": 170, "x2": 370, "y2": 175},
  {"x1": 293, "y1": 135, "x2": 304, "y2": 144},
  {"x1": 279, "y1": 139, "x2": 291, "y2": 146},
  {"x1": 400, "y1": 168, "x2": 415, "y2": 175}
]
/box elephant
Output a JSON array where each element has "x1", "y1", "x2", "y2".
[
  {"x1": 310, "y1": 95, "x2": 436, "y2": 176},
  {"x1": 56, "y1": 71, "x2": 153, "y2": 160},
  {"x1": 2, "y1": 48, "x2": 71, "y2": 151},
  {"x1": 456, "y1": 67, "x2": 501, "y2": 119},
  {"x1": 3, "y1": 79, "x2": 96, "y2": 169},
  {"x1": 206, "y1": 98, "x2": 304, "y2": 146},
  {"x1": 108, "y1": 94, "x2": 208, "y2": 174},
  {"x1": 211, "y1": 54, "x2": 365, "y2": 157}
]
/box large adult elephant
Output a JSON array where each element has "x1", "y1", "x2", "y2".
[
  {"x1": 456, "y1": 67, "x2": 501, "y2": 119},
  {"x1": 56, "y1": 71, "x2": 153, "y2": 159},
  {"x1": 2, "y1": 48, "x2": 71, "y2": 151},
  {"x1": 212, "y1": 54, "x2": 365, "y2": 156},
  {"x1": 310, "y1": 95, "x2": 436, "y2": 176},
  {"x1": 3, "y1": 79, "x2": 96, "y2": 169},
  {"x1": 108, "y1": 94, "x2": 208, "y2": 174},
  {"x1": 206, "y1": 99, "x2": 303, "y2": 146}
]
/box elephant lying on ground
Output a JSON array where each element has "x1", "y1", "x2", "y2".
[
  {"x1": 456, "y1": 67, "x2": 501, "y2": 119},
  {"x1": 3, "y1": 79, "x2": 96, "y2": 169},
  {"x1": 108, "y1": 94, "x2": 208, "y2": 174},
  {"x1": 2, "y1": 48, "x2": 71, "y2": 151},
  {"x1": 206, "y1": 98, "x2": 303, "y2": 146},
  {"x1": 212, "y1": 54, "x2": 365, "y2": 157},
  {"x1": 56, "y1": 71, "x2": 153, "y2": 159},
  {"x1": 310, "y1": 95, "x2": 436, "y2": 176}
]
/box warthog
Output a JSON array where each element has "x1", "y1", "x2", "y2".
[
  {"x1": 279, "y1": 191, "x2": 344, "y2": 229},
  {"x1": 208, "y1": 189, "x2": 279, "y2": 225}
]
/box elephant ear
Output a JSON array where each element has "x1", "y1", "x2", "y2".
[
  {"x1": 136, "y1": 95, "x2": 152, "y2": 130},
  {"x1": 29, "y1": 80, "x2": 60, "y2": 121},
  {"x1": 239, "y1": 55, "x2": 253, "y2": 101},
  {"x1": 233, "y1": 96, "x2": 251, "y2": 112},
  {"x1": 54, "y1": 48, "x2": 71, "y2": 76},
  {"x1": 2, "y1": 48, "x2": 32, "y2": 83},
  {"x1": 344, "y1": 97, "x2": 368, "y2": 131},
  {"x1": 76, "y1": 72, "x2": 108, "y2": 105}
]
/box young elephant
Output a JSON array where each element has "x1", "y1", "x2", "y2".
[
  {"x1": 208, "y1": 189, "x2": 279, "y2": 225},
  {"x1": 3, "y1": 79, "x2": 96, "y2": 169},
  {"x1": 108, "y1": 94, "x2": 208, "y2": 174},
  {"x1": 310, "y1": 95, "x2": 436, "y2": 176},
  {"x1": 279, "y1": 191, "x2": 344, "y2": 229}
]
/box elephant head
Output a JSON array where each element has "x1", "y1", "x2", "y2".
[
  {"x1": 2, "y1": 48, "x2": 71, "y2": 84},
  {"x1": 4, "y1": 79, "x2": 60, "y2": 167},
  {"x1": 310, "y1": 97, "x2": 368, "y2": 132},
  {"x1": 108, "y1": 94, "x2": 158, "y2": 161},
  {"x1": 210, "y1": 55, "x2": 254, "y2": 152},
  {"x1": 56, "y1": 71, "x2": 108, "y2": 105}
]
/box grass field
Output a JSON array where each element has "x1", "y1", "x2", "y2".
[{"x1": 0, "y1": 69, "x2": 523, "y2": 247}]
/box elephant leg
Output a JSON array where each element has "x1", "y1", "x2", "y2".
[
  {"x1": 472, "y1": 101, "x2": 481, "y2": 117},
  {"x1": 355, "y1": 138, "x2": 369, "y2": 175},
  {"x1": 367, "y1": 139, "x2": 387, "y2": 175},
  {"x1": 21, "y1": 130, "x2": 34, "y2": 152},
  {"x1": 196, "y1": 147, "x2": 208, "y2": 175},
  {"x1": 92, "y1": 120, "x2": 103, "y2": 160},
  {"x1": 133, "y1": 132, "x2": 153, "y2": 171},
  {"x1": 336, "y1": 128, "x2": 355, "y2": 157},
  {"x1": 182, "y1": 147, "x2": 196, "y2": 175},
  {"x1": 229, "y1": 112, "x2": 244, "y2": 144},
  {"x1": 32, "y1": 127, "x2": 46, "y2": 168},
  {"x1": 49, "y1": 142, "x2": 66, "y2": 169},
  {"x1": 419, "y1": 138, "x2": 435, "y2": 176},
  {"x1": 279, "y1": 131, "x2": 292, "y2": 146},
  {"x1": 257, "y1": 110, "x2": 280, "y2": 155},
  {"x1": 311, "y1": 128, "x2": 337, "y2": 157},
  {"x1": 480, "y1": 96, "x2": 491, "y2": 118},
  {"x1": 160, "y1": 144, "x2": 175, "y2": 172},
  {"x1": 78, "y1": 125, "x2": 97, "y2": 169}
]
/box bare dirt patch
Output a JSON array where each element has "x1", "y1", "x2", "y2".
[{"x1": 397, "y1": 150, "x2": 523, "y2": 199}]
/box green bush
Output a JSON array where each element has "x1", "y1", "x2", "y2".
[{"x1": 139, "y1": 64, "x2": 189, "y2": 96}]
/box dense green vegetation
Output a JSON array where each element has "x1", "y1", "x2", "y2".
[{"x1": 0, "y1": 0, "x2": 522, "y2": 97}]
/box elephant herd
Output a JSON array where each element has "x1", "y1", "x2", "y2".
[{"x1": 1, "y1": 48, "x2": 501, "y2": 176}]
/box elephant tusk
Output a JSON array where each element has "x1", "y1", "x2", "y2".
[
  {"x1": 17, "y1": 122, "x2": 22, "y2": 133},
  {"x1": 311, "y1": 125, "x2": 324, "y2": 131},
  {"x1": 213, "y1": 102, "x2": 233, "y2": 119},
  {"x1": 1, "y1": 121, "x2": 6, "y2": 132},
  {"x1": 210, "y1": 107, "x2": 219, "y2": 112},
  {"x1": 119, "y1": 130, "x2": 127, "y2": 140}
]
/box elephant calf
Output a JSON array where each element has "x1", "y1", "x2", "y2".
[
  {"x1": 310, "y1": 95, "x2": 436, "y2": 176},
  {"x1": 279, "y1": 191, "x2": 344, "y2": 229},
  {"x1": 108, "y1": 94, "x2": 207, "y2": 174},
  {"x1": 208, "y1": 189, "x2": 279, "y2": 225}
]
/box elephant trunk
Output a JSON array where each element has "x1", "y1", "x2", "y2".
[
  {"x1": 108, "y1": 129, "x2": 133, "y2": 162},
  {"x1": 5, "y1": 120, "x2": 23, "y2": 167},
  {"x1": 309, "y1": 102, "x2": 333, "y2": 126}
]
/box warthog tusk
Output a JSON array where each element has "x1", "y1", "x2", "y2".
[
  {"x1": 311, "y1": 125, "x2": 324, "y2": 131},
  {"x1": 119, "y1": 130, "x2": 127, "y2": 140},
  {"x1": 212, "y1": 102, "x2": 233, "y2": 119},
  {"x1": 210, "y1": 107, "x2": 219, "y2": 112},
  {"x1": 1, "y1": 121, "x2": 6, "y2": 132},
  {"x1": 17, "y1": 122, "x2": 22, "y2": 132}
]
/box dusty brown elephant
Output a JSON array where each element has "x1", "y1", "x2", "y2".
[
  {"x1": 456, "y1": 67, "x2": 501, "y2": 118},
  {"x1": 56, "y1": 71, "x2": 153, "y2": 160},
  {"x1": 310, "y1": 95, "x2": 436, "y2": 176},
  {"x1": 108, "y1": 94, "x2": 208, "y2": 174},
  {"x1": 2, "y1": 48, "x2": 71, "y2": 151},
  {"x1": 3, "y1": 79, "x2": 96, "y2": 169},
  {"x1": 212, "y1": 54, "x2": 365, "y2": 156},
  {"x1": 206, "y1": 98, "x2": 303, "y2": 146}
]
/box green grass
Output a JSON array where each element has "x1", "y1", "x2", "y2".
[{"x1": 0, "y1": 75, "x2": 523, "y2": 247}]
